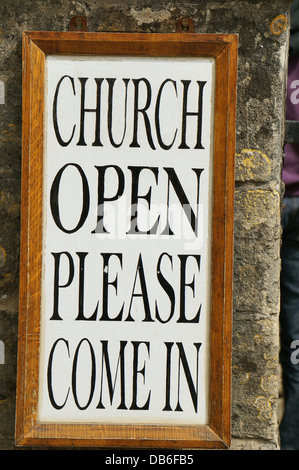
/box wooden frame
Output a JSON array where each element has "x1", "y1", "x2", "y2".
[{"x1": 16, "y1": 30, "x2": 238, "y2": 449}]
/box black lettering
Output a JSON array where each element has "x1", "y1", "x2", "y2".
[
  {"x1": 179, "y1": 80, "x2": 206, "y2": 150},
  {"x1": 125, "y1": 254, "x2": 154, "y2": 322},
  {"x1": 97, "y1": 340, "x2": 127, "y2": 410},
  {"x1": 77, "y1": 77, "x2": 104, "y2": 146},
  {"x1": 99, "y1": 253, "x2": 124, "y2": 321},
  {"x1": 50, "y1": 252, "x2": 74, "y2": 321},
  {"x1": 92, "y1": 165, "x2": 124, "y2": 234},
  {"x1": 126, "y1": 166, "x2": 160, "y2": 234},
  {"x1": 155, "y1": 79, "x2": 178, "y2": 150},
  {"x1": 107, "y1": 78, "x2": 129, "y2": 147},
  {"x1": 75, "y1": 252, "x2": 99, "y2": 321},
  {"x1": 178, "y1": 254, "x2": 201, "y2": 323},
  {"x1": 155, "y1": 253, "x2": 175, "y2": 323},
  {"x1": 72, "y1": 339, "x2": 96, "y2": 410},
  {"x1": 130, "y1": 341, "x2": 151, "y2": 410},
  {"x1": 47, "y1": 338, "x2": 70, "y2": 409},
  {"x1": 130, "y1": 78, "x2": 156, "y2": 150},
  {"x1": 162, "y1": 167, "x2": 204, "y2": 236},
  {"x1": 53, "y1": 75, "x2": 76, "y2": 147},
  {"x1": 50, "y1": 163, "x2": 90, "y2": 233},
  {"x1": 163, "y1": 342, "x2": 174, "y2": 411},
  {"x1": 175, "y1": 342, "x2": 202, "y2": 412}
]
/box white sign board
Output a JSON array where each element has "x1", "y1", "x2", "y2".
[
  {"x1": 17, "y1": 31, "x2": 237, "y2": 449},
  {"x1": 38, "y1": 55, "x2": 215, "y2": 425}
]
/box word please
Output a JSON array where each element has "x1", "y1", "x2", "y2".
[{"x1": 50, "y1": 251, "x2": 201, "y2": 324}]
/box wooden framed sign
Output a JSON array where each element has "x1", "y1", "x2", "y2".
[{"x1": 16, "y1": 30, "x2": 238, "y2": 449}]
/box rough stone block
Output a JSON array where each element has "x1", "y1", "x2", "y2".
[
  {"x1": 234, "y1": 189, "x2": 281, "y2": 237},
  {"x1": 235, "y1": 149, "x2": 272, "y2": 182},
  {"x1": 232, "y1": 318, "x2": 280, "y2": 443},
  {"x1": 233, "y1": 238, "x2": 281, "y2": 316}
]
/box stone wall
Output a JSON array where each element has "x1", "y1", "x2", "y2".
[{"x1": 0, "y1": 0, "x2": 291, "y2": 450}]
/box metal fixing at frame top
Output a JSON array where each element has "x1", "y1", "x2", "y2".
[
  {"x1": 68, "y1": 15, "x2": 195, "y2": 34},
  {"x1": 176, "y1": 17, "x2": 195, "y2": 33},
  {"x1": 69, "y1": 16, "x2": 89, "y2": 32}
]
